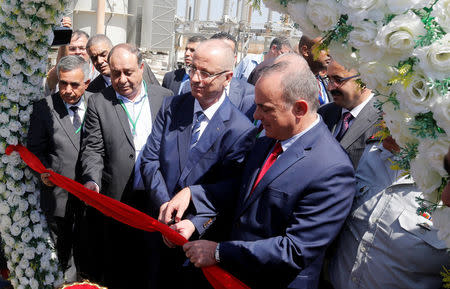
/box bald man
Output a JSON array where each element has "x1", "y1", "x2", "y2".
[{"x1": 140, "y1": 39, "x2": 257, "y2": 289}]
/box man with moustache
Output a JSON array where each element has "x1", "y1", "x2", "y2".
[
  {"x1": 163, "y1": 53, "x2": 356, "y2": 289},
  {"x1": 86, "y1": 34, "x2": 159, "y2": 93},
  {"x1": 299, "y1": 36, "x2": 332, "y2": 105},
  {"x1": 78, "y1": 43, "x2": 172, "y2": 288},
  {"x1": 162, "y1": 35, "x2": 207, "y2": 95},
  {"x1": 141, "y1": 39, "x2": 257, "y2": 289},
  {"x1": 27, "y1": 55, "x2": 92, "y2": 279},
  {"x1": 318, "y1": 60, "x2": 381, "y2": 168}
]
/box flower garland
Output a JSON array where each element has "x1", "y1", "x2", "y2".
[
  {"x1": 0, "y1": 0, "x2": 68, "y2": 288},
  {"x1": 256, "y1": 0, "x2": 450, "y2": 246}
]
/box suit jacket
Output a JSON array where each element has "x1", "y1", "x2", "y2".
[
  {"x1": 27, "y1": 92, "x2": 92, "y2": 217},
  {"x1": 162, "y1": 68, "x2": 186, "y2": 95},
  {"x1": 86, "y1": 62, "x2": 160, "y2": 93},
  {"x1": 80, "y1": 84, "x2": 173, "y2": 201},
  {"x1": 193, "y1": 120, "x2": 355, "y2": 289},
  {"x1": 140, "y1": 93, "x2": 257, "y2": 229},
  {"x1": 318, "y1": 97, "x2": 381, "y2": 168}
]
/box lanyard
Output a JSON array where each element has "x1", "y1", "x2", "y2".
[
  {"x1": 118, "y1": 81, "x2": 148, "y2": 135},
  {"x1": 75, "y1": 119, "x2": 84, "y2": 134}
]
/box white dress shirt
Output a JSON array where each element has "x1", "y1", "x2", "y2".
[
  {"x1": 64, "y1": 95, "x2": 86, "y2": 128},
  {"x1": 192, "y1": 90, "x2": 227, "y2": 143}
]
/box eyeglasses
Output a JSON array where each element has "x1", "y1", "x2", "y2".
[
  {"x1": 328, "y1": 73, "x2": 360, "y2": 87},
  {"x1": 188, "y1": 65, "x2": 229, "y2": 81}
]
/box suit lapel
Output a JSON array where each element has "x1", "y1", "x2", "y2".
[
  {"x1": 50, "y1": 93, "x2": 79, "y2": 151},
  {"x1": 176, "y1": 94, "x2": 195, "y2": 173},
  {"x1": 179, "y1": 97, "x2": 231, "y2": 183},
  {"x1": 340, "y1": 98, "x2": 378, "y2": 149},
  {"x1": 109, "y1": 88, "x2": 135, "y2": 149},
  {"x1": 145, "y1": 82, "x2": 163, "y2": 123}
]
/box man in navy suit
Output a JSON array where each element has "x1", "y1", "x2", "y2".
[
  {"x1": 166, "y1": 53, "x2": 355, "y2": 288},
  {"x1": 140, "y1": 39, "x2": 257, "y2": 288}
]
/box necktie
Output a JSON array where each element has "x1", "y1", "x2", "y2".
[
  {"x1": 190, "y1": 111, "x2": 206, "y2": 148},
  {"x1": 70, "y1": 106, "x2": 82, "y2": 130},
  {"x1": 336, "y1": 111, "x2": 354, "y2": 141},
  {"x1": 250, "y1": 142, "x2": 283, "y2": 195}
]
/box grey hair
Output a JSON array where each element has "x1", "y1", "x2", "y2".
[
  {"x1": 86, "y1": 34, "x2": 113, "y2": 50},
  {"x1": 260, "y1": 54, "x2": 319, "y2": 112},
  {"x1": 108, "y1": 43, "x2": 142, "y2": 65},
  {"x1": 56, "y1": 55, "x2": 90, "y2": 81},
  {"x1": 270, "y1": 36, "x2": 293, "y2": 52},
  {"x1": 71, "y1": 29, "x2": 89, "y2": 42}
]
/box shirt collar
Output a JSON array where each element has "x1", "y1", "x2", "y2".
[
  {"x1": 116, "y1": 82, "x2": 146, "y2": 103},
  {"x1": 342, "y1": 93, "x2": 374, "y2": 118},
  {"x1": 193, "y1": 90, "x2": 227, "y2": 121},
  {"x1": 280, "y1": 113, "x2": 320, "y2": 152},
  {"x1": 64, "y1": 94, "x2": 85, "y2": 110}
]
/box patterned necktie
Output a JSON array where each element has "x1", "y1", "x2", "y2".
[
  {"x1": 69, "y1": 106, "x2": 82, "y2": 130},
  {"x1": 250, "y1": 142, "x2": 283, "y2": 195},
  {"x1": 336, "y1": 111, "x2": 354, "y2": 141},
  {"x1": 190, "y1": 111, "x2": 206, "y2": 148}
]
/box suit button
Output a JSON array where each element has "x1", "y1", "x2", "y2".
[{"x1": 129, "y1": 154, "x2": 134, "y2": 159}]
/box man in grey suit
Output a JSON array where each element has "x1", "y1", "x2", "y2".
[
  {"x1": 27, "y1": 55, "x2": 92, "y2": 277},
  {"x1": 78, "y1": 43, "x2": 173, "y2": 288},
  {"x1": 318, "y1": 60, "x2": 380, "y2": 168}
]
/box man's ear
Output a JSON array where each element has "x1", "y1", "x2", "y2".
[
  {"x1": 300, "y1": 45, "x2": 309, "y2": 58},
  {"x1": 224, "y1": 71, "x2": 233, "y2": 87},
  {"x1": 292, "y1": 99, "x2": 308, "y2": 117},
  {"x1": 84, "y1": 78, "x2": 91, "y2": 88}
]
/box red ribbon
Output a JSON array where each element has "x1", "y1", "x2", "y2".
[{"x1": 6, "y1": 144, "x2": 249, "y2": 289}]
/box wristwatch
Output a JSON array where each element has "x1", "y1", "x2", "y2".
[{"x1": 214, "y1": 243, "x2": 220, "y2": 263}]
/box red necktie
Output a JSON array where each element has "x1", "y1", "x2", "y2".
[{"x1": 250, "y1": 142, "x2": 283, "y2": 195}]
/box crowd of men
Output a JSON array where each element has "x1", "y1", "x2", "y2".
[{"x1": 22, "y1": 23, "x2": 449, "y2": 289}]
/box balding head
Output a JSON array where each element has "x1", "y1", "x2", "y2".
[
  {"x1": 86, "y1": 34, "x2": 113, "y2": 76},
  {"x1": 189, "y1": 39, "x2": 234, "y2": 109}
]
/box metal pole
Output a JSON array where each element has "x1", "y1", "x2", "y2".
[
  {"x1": 207, "y1": 0, "x2": 211, "y2": 21},
  {"x1": 223, "y1": 0, "x2": 230, "y2": 19},
  {"x1": 96, "y1": 0, "x2": 106, "y2": 34},
  {"x1": 185, "y1": 0, "x2": 190, "y2": 20}
]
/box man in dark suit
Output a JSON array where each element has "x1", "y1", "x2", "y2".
[
  {"x1": 318, "y1": 60, "x2": 381, "y2": 168},
  {"x1": 165, "y1": 53, "x2": 356, "y2": 289},
  {"x1": 140, "y1": 39, "x2": 257, "y2": 289},
  {"x1": 27, "y1": 55, "x2": 92, "y2": 278},
  {"x1": 78, "y1": 43, "x2": 173, "y2": 288},
  {"x1": 162, "y1": 35, "x2": 206, "y2": 95},
  {"x1": 299, "y1": 36, "x2": 332, "y2": 105},
  {"x1": 86, "y1": 34, "x2": 159, "y2": 93}
]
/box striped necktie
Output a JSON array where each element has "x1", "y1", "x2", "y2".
[{"x1": 190, "y1": 111, "x2": 206, "y2": 148}]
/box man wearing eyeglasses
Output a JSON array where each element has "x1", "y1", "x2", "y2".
[
  {"x1": 318, "y1": 60, "x2": 381, "y2": 168},
  {"x1": 140, "y1": 39, "x2": 257, "y2": 289}
]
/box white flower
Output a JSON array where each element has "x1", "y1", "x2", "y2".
[
  {"x1": 328, "y1": 41, "x2": 360, "y2": 70},
  {"x1": 15, "y1": 242, "x2": 25, "y2": 254},
  {"x1": 18, "y1": 199, "x2": 28, "y2": 212},
  {"x1": 410, "y1": 153, "x2": 443, "y2": 199},
  {"x1": 25, "y1": 267, "x2": 34, "y2": 278},
  {"x1": 23, "y1": 248, "x2": 35, "y2": 260},
  {"x1": 432, "y1": 206, "x2": 450, "y2": 248},
  {"x1": 348, "y1": 20, "x2": 379, "y2": 49},
  {"x1": 306, "y1": 0, "x2": 340, "y2": 32},
  {"x1": 0, "y1": 202, "x2": 10, "y2": 215},
  {"x1": 287, "y1": 1, "x2": 322, "y2": 38},
  {"x1": 30, "y1": 210, "x2": 40, "y2": 223},
  {"x1": 15, "y1": 267, "x2": 24, "y2": 278},
  {"x1": 0, "y1": 112, "x2": 10, "y2": 124},
  {"x1": 36, "y1": 242, "x2": 46, "y2": 255},
  {"x1": 341, "y1": 0, "x2": 386, "y2": 24},
  {"x1": 29, "y1": 278, "x2": 39, "y2": 289},
  {"x1": 33, "y1": 224, "x2": 43, "y2": 238},
  {"x1": 7, "y1": 135, "x2": 19, "y2": 146},
  {"x1": 18, "y1": 216, "x2": 30, "y2": 229},
  {"x1": 263, "y1": 0, "x2": 290, "y2": 14},
  {"x1": 27, "y1": 194, "x2": 37, "y2": 206},
  {"x1": 0, "y1": 126, "x2": 10, "y2": 138},
  {"x1": 10, "y1": 223, "x2": 21, "y2": 236},
  {"x1": 395, "y1": 69, "x2": 439, "y2": 114},
  {"x1": 19, "y1": 276, "x2": 29, "y2": 285},
  {"x1": 359, "y1": 61, "x2": 395, "y2": 94},
  {"x1": 387, "y1": 0, "x2": 431, "y2": 14},
  {"x1": 431, "y1": 93, "x2": 450, "y2": 135},
  {"x1": 18, "y1": 258, "x2": 29, "y2": 270},
  {"x1": 375, "y1": 11, "x2": 426, "y2": 63},
  {"x1": 382, "y1": 101, "x2": 417, "y2": 147},
  {"x1": 40, "y1": 257, "x2": 51, "y2": 270},
  {"x1": 414, "y1": 34, "x2": 450, "y2": 81},
  {"x1": 417, "y1": 136, "x2": 450, "y2": 177},
  {"x1": 431, "y1": 0, "x2": 450, "y2": 33},
  {"x1": 1, "y1": 216, "x2": 12, "y2": 231},
  {"x1": 44, "y1": 273, "x2": 55, "y2": 285},
  {"x1": 21, "y1": 227, "x2": 32, "y2": 243},
  {"x1": 11, "y1": 250, "x2": 19, "y2": 263},
  {"x1": 3, "y1": 245, "x2": 12, "y2": 255}
]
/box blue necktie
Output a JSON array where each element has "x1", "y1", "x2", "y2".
[{"x1": 190, "y1": 111, "x2": 206, "y2": 148}]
